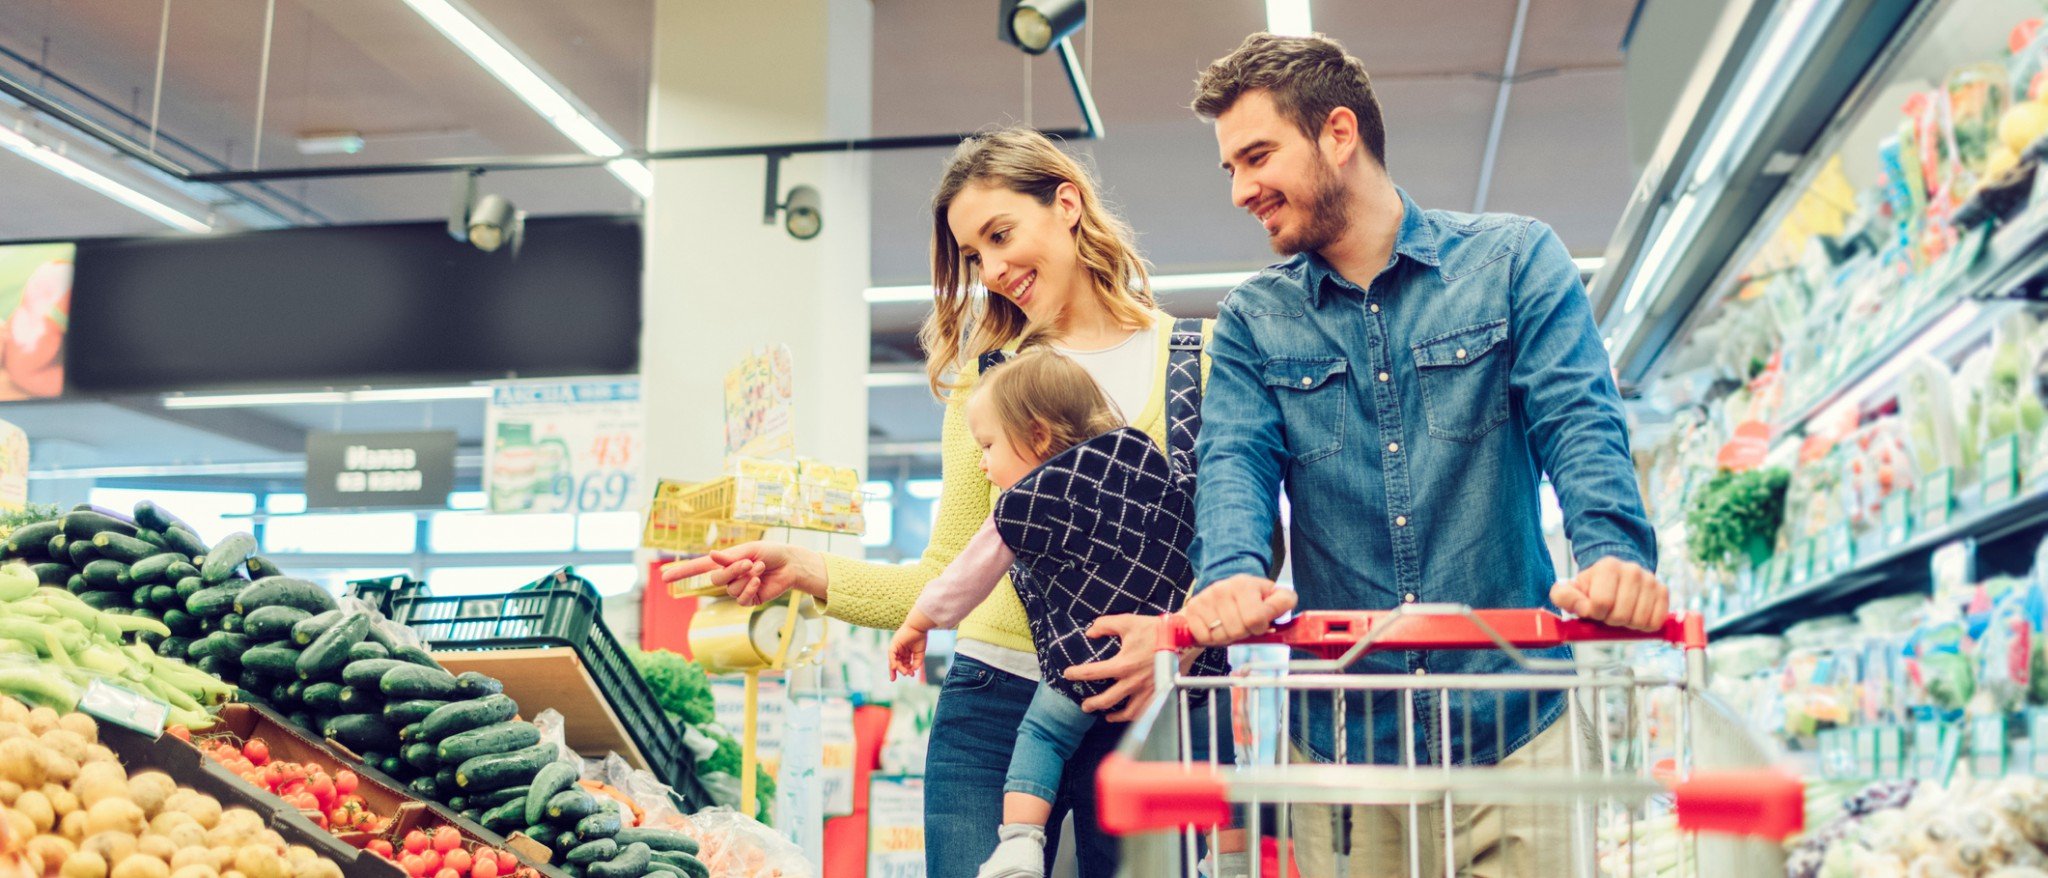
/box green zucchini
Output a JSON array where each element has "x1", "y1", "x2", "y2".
[
  {"x1": 77, "y1": 591, "x2": 126, "y2": 611},
  {"x1": 302, "y1": 682, "x2": 345, "y2": 712},
  {"x1": 90, "y1": 532, "x2": 157, "y2": 564},
  {"x1": 269, "y1": 682, "x2": 294, "y2": 705},
  {"x1": 133, "y1": 500, "x2": 193, "y2": 535},
  {"x1": 292, "y1": 609, "x2": 344, "y2": 645},
  {"x1": 346, "y1": 641, "x2": 389, "y2": 662},
  {"x1": 453, "y1": 671, "x2": 504, "y2": 698},
  {"x1": 399, "y1": 721, "x2": 423, "y2": 743},
  {"x1": 241, "y1": 644, "x2": 301, "y2": 678},
  {"x1": 545, "y1": 787, "x2": 601, "y2": 825},
  {"x1": 408, "y1": 776, "x2": 443, "y2": 799},
  {"x1": 163, "y1": 561, "x2": 200, "y2": 583},
  {"x1": 439, "y1": 721, "x2": 540, "y2": 764},
  {"x1": 555, "y1": 830, "x2": 580, "y2": 852},
  {"x1": 297, "y1": 613, "x2": 369, "y2": 680},
  {"x1": 612, "y1": 828, "x2": 700, "y2": 855},
  {"x1": 196, "y1": 655, "x2": 236, "y2": 678},
  {"x1": 127, "y1": 553, "x2": 184, "y2": 583},
  {"x1": 65, "y1": 540, "x2": 96, "y2": 568},
  {"x1": 446, "y1": 796, "x2": 469, "y2": 812},
  {"x1": 527, "y1": 761, "x2": 579, "y2": 825},
  {"x1": 520, "y1": 824, "x2": 556, "y2": 846},
  {"x1": 245, "y1": 556, "x2": 284, "y2": 580},
  {"x1": 587, "y1": 842, "x2": 651, "y2": 878},
  {"x1": 419, "y1": 693, "x2": 518, "y2": 741},
  {"x1": 642, "y1": 862, "x2": 687, "y2": 878},
  {"x1": 6, "y1": 521, "x2": 59, "y2": 556},
  {"x1": 131, "y1": 528, "x2": 165, "y2": 549},
  {"x1": 61, "y1": 510, "x2": 136, "y2": 541},
  {"x1": 388, "y1": 643, "x2": 439, "y2": 668},
  {"x1": 64, "y1": 575, "x2": 89, "y2": 595},
  {"x1": 201, "y1": 533, "x2": 257, "y2": 583},
  {"x1": 481, "y1": 799, "x2": 526, "y2": 833},
  {"x1": 152, "y1": 585, "x2": 183, "y2": 610},
  {"x1": 159, "y1": 526, "x2": 207, "y2": 559},
  {"x1": 337, "y1": 685, "x2": 380, "y2": 711},
  {"x1": 324, "y1": 714, "x2": 399, "y2": 753},
  {"x1": 242, "y1": 606, "x2": 311, "y2": 642},
  {"x1": 161, "y1": 609, "x2": 199, "y2": 637},
  {"x1": 237, "y1": 668, "x2": 268, "y2": 692},
  {"x1": 382, "y1": 698, "x2": 446, "y2": 727},
  {"x1": 28, "y1": 563, "x2": 69, "y2": 586},
  {"x1": 186, "y1": 582, "x2": 242, "y2": 617},
  {"x1": 378, "y1": 755, "x2": 404, "y2": 777},
  {"x1": 157, "y1": 635, "x2": 193, "y2": 659},
  {"x1": 236, "y1": 576, "x2": 335, "y2": 615},
  {"x1": 380, "y1": 663, "x2": 459, "y2": 700},
  {"x1": 565, "y1": 839, "x2": 617, "y2": 866},
  {"x1": 471, "y1": 784, "x2": 530, "y2": 809},
  {"x1": 435, "y1": 766, "x2": 458, "y2": 789},
  {"x1": 80, "y1": 559, "x2": 129, "y2": 590},
  {"x1": 574, "y1": 809, "x2": 621, "y2": 839},
  {"x1": 173, "y1": 576, "x2": 203, "y2": 601},
  {"x1": 455, "y1": 741, "x2": 555, "y2": 790},
  {"x1": 342, "y1": 658, "x2": 410, "y2": 689},
  {"x1": 44, "y1": 534, "x2": 65, "y2": 560},
  {"x1": 219, "y1": 612, "x2": 243, "y2": 633}
]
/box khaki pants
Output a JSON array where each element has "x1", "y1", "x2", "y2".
[{"x1": 1287, "y1": 706, "x2": 1595, "y2": 878}]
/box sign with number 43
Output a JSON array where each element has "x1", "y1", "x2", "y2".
[{"x1": 485, "y1": 378, "x2": 644, "y2": 514}]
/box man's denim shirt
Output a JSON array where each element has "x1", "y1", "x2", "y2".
[{"x1": 1193, "y1": 188, "x2": 1656, "y2": 766}]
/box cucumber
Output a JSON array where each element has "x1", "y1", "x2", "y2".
[
  {"x1": 201, "y1": 533, "x2": 257, "y2": 583},
  {"x1": 219, "y1": 612, "x2": 243, "y2": 633},
  {"x1": 290, "y1": 712, "x2": 319, "y2": 732},
  {"x1": 269, "y1": 682, "x2": 294, "y2": 705},
  {"x1": 574, "y1": 810, "x2": 621, "y2": 840},
  {"x1": 28, "y1": 563, "x2": 69, "y2": 586},
  {"x1": 65, "y1": 540, "x2": 96, "y2": 568},
  {"x1": 195, "y1": 655, "x2": 236, "y2": 678},
  {"x1": 302, "y1": 682, "x2": 345, "y2": 712},
  {"x1": 383, "y1": 699, "x2": 446, "y2": 727},
  {"x1": 324, "y1": 714, "x2": 399, "y2": 753},
  {"x1": 565, "y1": 839, "x2": 617, "y2": 866},
  {"x1": 6, "y1": 521, "x2": 59, "y2": 556},
  {"x1": 173, "y1": 576, "x2": 203, "y2": 601},
  {"x1": 546, "y1": 788, "x2": 600, "y2": 825},
  {"x1": 45, "y1": 534, "x2": 65, "y2": 560},
  {"x1": 78, "y1": 591, "x2": 127, "y2": 611},
  {"x1": 237, "y1": 668, "x2": 267, "y2": 692},
  {"x1": 157, "y1": 636, "x2": 192, "y2": 659},
  {"x1": 380, "y1": 664, "x2": 459, "y2": 700},
  {"x1": 298, "y1": 613, "x2": 369, "y2": 680},
  {"x1": 398, "y1": 738, "x2": 434, "y2": 768},
  {"x1": 346, "y1": 641, "x2": 389, "y2": 662},
  {"x1": 439, "y1": 721, "x2": 540, "y2": 765},
  {"x1": 284, "y1": 680, "x2": 307, "y2": 702},
  {"x1": 90, "y1": 532, "x2": 158, "y2": 564},
  {"x1": 482, "y1": 799, "x2": 526, "y2": 833},
  {"x1": 64, "y1": 575, "x2": 89, "y2": 595},
  {"x1": 453, "y1": 671, "x2": 504, "y2": 699},
  {"x1": 186, "y1": 583, "x2": 242, "y2": 617},
  {"x1": 455, "y1": 741, "x2": 555, "y2": 790},
  {"x1": 132, "y1": 528, "x2": 165, "y2": 549},
  {"x1": 337, "y1": 685, "x2": 380, "y2": 712},
  {"x1": 150, "y1": 585, "x2": 182, "y2": 610},
  {"x1": 61, "y1": 510, "x2": 136, "y2": 541},
  {"x1": 612, "y1": 828, "x2": 701, "y2": 855},
  {"x1": 446, "y1": 796, "x2": 468, "y2": 812},
  {"x1": 588, "y1": 842, "x2": 650, "y2": 878},
  {"x1": 161, "y1": 609, "x2": 200, "y2": 637},
  {"x1": 164, "y1": 561, "x2": 200, "y2": 583},
  {"x1": 408, "y1": 776, "x2": 443, "y2": 799},
  {"x1": 242, "y1": 606, "x2": 311, "y2": 642},
  {"x1": 520, "y1": 824, "x2": 556, "y2": 846},
  {"x1": 241, "y1": 644, "x2": 301, "y2": 678},
  {"x1": 342, "y1": 658, "x2": 410, "y2": 689},
  {"x1": 643, "y1": 862, "x2": 686, "y2": 878},
  {"x1": 292, "y1": 609, "x2": 344, "y2": 646},
  {"x1": 81, "y1": 559, "x2": 130, "y2": 590},
  {"x1": 399, "y1": 721, "x2": 423, "y2": 744},
  {"x1": 471, "y1": 784, "x2": 530, "y2": 809},
  {"x1": 159, "y1": 526, "x2": 207, "y2": 559},
  {"x1": 127, "y1": 553, "x2": 185, "y2": 583},
  {"x1": 555, "y1": 830, "x2": 580, "y2": 852},
  {"x1": 378, "y1": 755, "x2": 404, "y2": 777},
  {"x1": 133, "y1": 500, "x2": 194, "y2": 535},
  {"x1": 420, "y1": 693, "x2": 518, "y2": 741},
  {"x1": 245, "y1": 556, "x2": 284, "y2": 580},
  {"x1": 388, "y1": 643, "x2": 439, "y2": 668},
  {"x1": 236, "y1": 576, "x2": 335, "y2": 615},
  {"x1": 435, "y1": 767, "x2": 458, "y2": 789},
  {"x1": 526, "y1": 761, "x2": 579, "y2": 825}
]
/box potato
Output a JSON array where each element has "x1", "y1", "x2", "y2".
[
  {"x1": 0, "y1": 779, "x2": 21, "y2": 805},
  {"x1": 283, "y1": 845, "x2": 318, "y2": 867},
  {"x1": 1, "y1": 806, "x2": 31, "y2": 841},
  {"x1": 168, "y1": 867, "x2": 218, "y2": 878},
  {"x1": 85, "y1": 797, "x2": 145, "y2": 837},
  {"x1": 59, "y1": 808, "x2": 88, "y2": 841},
  {"x1": 127, "y1": 771, "x2": 175, "y2": 816},
  {"x1": 25, "y1": 706, "x2": 59, "y2": 735},
  {"x1": 0, "y1": 696, "x2": 25, "y2": 723},
  {"x1": 14, "y1": 788, "x2": 53, "y2": 832},
  {"x1": 0, "y1": 736, "x2": 50, "y2": 786},
  {"x1": 206, "y1": 846, "x2": 233, "y2": 871},
  {"x1": 25, "y1": 834, "x2": 74, "y2": 868},
  {"x1": 252, "y1": 829, "x2": 282, "y2": 851},
  {"x1": 84, "y1": 743, "x2": 115, "y2": 764},
  {"x1": 56, "y1": 710, "x2": 97, "y2": 742},
  {"x1": 40, "y1": 729, "x2": 88, "y2": 765},
  {"x1": 175, "y1": 794, "x2": 221, "y2": 830},
  {"x1": 164, "y1": 821, "x2": 205, "y2": 852},
  {"x1": 73, "y1": 760, "x2": 128, "y2": 809},
  {"x1": 60, "y1": 850, "x2": 107, "y2": 878},
  {"x1": 112, "y1": 853, "x2": 171, "y2": 878},
  {"x1": 298, "y1": 862, "x2": 341, "y2": 878},
  {"x1": 79, "y1": 830, "x2": 136, "y2": 864},
  {"x1": 136, "y1": 831, "x2": 177, "y2": 861},
  {"x1": 43, "y1": 781, "x2": 79, "y2": 816},
  {"x1": 168, "y1": 846, "x2": 212, "y2": 870},
  {"x1": 230, "y1": 847, "x2": 283, "y2": 878},
  {"x1": 147, "y1": 810, "x2": 193, "y2": 835},
  {"x1": 220, "y1": 872, "x2": 246, "y2": 878}
]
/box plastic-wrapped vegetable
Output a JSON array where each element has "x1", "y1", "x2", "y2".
[{"x1": 1976, "y1": 583, "x2": 2040, "y2": 712}]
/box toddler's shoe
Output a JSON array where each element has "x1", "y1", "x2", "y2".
[{"x1": 976, "y1": 823, "x2": 1048, "y2": 878}]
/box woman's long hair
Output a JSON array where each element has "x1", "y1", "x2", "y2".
[{"x1": 921, "y1": 128, "x2": 1155, "y2": 398}]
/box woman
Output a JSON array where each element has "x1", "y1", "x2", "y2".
[{"x1": 664, "y1": 128, "x2": 1206, "y2": 877}]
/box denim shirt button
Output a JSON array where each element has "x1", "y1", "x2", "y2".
[
  {"x1": 1301, "y1": 377, "x2": 1312, "y2": 387},
  {"x1": 1455, "y1": 348, "x2": 1468, "y2": 359},
  {"x1": 1378, "y1": 371, "x2": 1389, "y2": 382},
  {"x1": 1404, "y1": 593, "x2": 1416, "y2": 603},
  {"x1": 1388, "y1": 442, "x2": 1400, "y2": 453},
  {"x1": 1394, "y1": 515, "x2": 1408, "y2": 527},
  {"x1": 1369, "y1": 303, "x2": 1380, "y2": 313}
]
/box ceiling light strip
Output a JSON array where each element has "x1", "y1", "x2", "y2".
[
  {"x1": 0, "y1": 125, "x2": 210, "y2": 232},
  {"x1": 162, "y1": 385, "x2": 493, "y2": 409},
  {"x1": 865, "y1": 270, "x2": 1261, "y2": 304},
  {"x1": 398, "y1": 0, "x2": 652, "y2": 198},
  {"x1": 1265, "y1": 0, "x2": 1314, "y2": 36}
]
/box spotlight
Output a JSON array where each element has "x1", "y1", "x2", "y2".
[
  {"x1": 781, "y1": 185, "x2": 822, "y2": 240},
  {"x1": 998, "y1": 0, "x2": 1086, "y2": 55},
  {"x1": 448, "y1": 171, "x2": 524, "y2": 254}
]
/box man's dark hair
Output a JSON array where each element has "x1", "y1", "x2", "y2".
[{"x1": 1193, "y1": 32, "x2": 1387, "y2": 168}]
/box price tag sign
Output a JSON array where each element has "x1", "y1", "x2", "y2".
[
  {"x1": 1877, "y1": 725, "x2": 1905, "y2": 778},
  {"x1": 868, "y1": 775, "x2": 925, "y2": 878},
  {"x1": 1912, "y1": 721, "x2": 1945, "y2": 778},
  {"x1": 1973, "y1": 715, "x2": 2011, "y2": 777},
  {"x1": 2033, "y1": 710, "x2": 2048, "y2": 775},
  {"x1": 485, "y1": 379, "x2": 644, "y2": 514},
  {"x1": 1985, "y1": 434, "x2": 2021, "y2": 507},
  {"x1": 78, "y1": 679, "x2": 168, "y2": 737},
  {"x1": 1794, "y1": 538, "x2": 1819, "y2": 585},
  {"x1": 1828, "y1": 524, "x2": 1856, "y2": 574},
  {"x1": 1921, "y1": 469, "x2": 1956, "y2": 531},
  {"x1": 1883, "y1": 489, "x2": 1913, "y2": 547}
]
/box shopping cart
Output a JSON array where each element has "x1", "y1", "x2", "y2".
[{"x1": 1096, "y1": 603, "x2": 1806, "y2": 877}]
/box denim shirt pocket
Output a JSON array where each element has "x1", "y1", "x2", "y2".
[
  {"x1": 1261, "y1": 357, "x2": 1348, "y2": 464},
  {"x1": 1412, "y1": 319, "x2": 1510, "y2": 443}
]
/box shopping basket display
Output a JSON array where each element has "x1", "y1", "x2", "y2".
[{"x1": 1097, "y1": 603, "x2": 1806, "y2": 877}]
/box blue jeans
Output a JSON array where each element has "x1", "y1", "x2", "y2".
[
  {"x1": 1005, "y1": 683, "x2": 1098, "y2": 803},
  {"x1": 926, "y1": 656, "x2": 1122, "y2": 878}
]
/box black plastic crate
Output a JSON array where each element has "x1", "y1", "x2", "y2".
[{"x1": 389, "y1": 567, "x2": 705, "y2": 808}]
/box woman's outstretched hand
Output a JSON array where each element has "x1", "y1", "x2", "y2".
[{"x1": 660, "y1": 541, "x2": 829, "y2": 606}]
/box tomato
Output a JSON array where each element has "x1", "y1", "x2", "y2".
[
  {"x1": 368, "y1": 839, "x2": 394, "y2": 860},
  {"x1": 306, "y1": 775, "x2": 336, "y2": 807},
  {"x1": 436, "y1": 870, "x2": 460, "y2": 878},
  {"x1": 243, "y1": 738, "x2": 271, "y2": 766},
  {"x1": 400, "y1": 854, "x2": 428, "y2": 878},
  {"x1": 443, "y1": 849, "x2": 472, "y2": 873},
  {"x1": 403, "y1": 831, "x2": 431, "y2": 855},
  {"x1": 470, "y1": 858, "x2": 498, "y2": 878},
  {"x1": 418, "y1": 851, "x2": 442, "y2": 874},
  {"x1": 492, "y1": 851, "x2": 516, "y2": 873},
  {"x1": 432, "y1": 826, "x2": 461, "y2": 853},
  {"x1": 166, "y1": 725, "x2": 190, "y2": 742},
  {"x1": 335, "y1": 770, "x2": 359, "y2": 796},
  {"x1": 308, "y1": 811, "x2": 327, "y2": 829}
]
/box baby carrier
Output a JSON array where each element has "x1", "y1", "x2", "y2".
[{"x1": 982, "y1": 319, "x2": 1228, "y2": 701}]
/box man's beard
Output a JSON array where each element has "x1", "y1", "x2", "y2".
[{"x1": 1271, "y1": 156, "x2": 1352, "y2": 256}]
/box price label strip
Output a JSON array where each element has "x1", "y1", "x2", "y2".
[
  {"x1": 1920, "y1": 468, "x2": 1955, "y2": 531},
  {"x1": 1984, "y1": 434, "x2": 2021, "y2": 507},
  {"x1": 1882, "y1": 489, "x2": 1912, "y2": 547},
  {"x1": 78, "y1": 678, "x2": 169, "y2": 737}
]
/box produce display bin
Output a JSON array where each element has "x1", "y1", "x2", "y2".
[{"x1": 390, "y1": 567, "x2": 702, "y2": 806}]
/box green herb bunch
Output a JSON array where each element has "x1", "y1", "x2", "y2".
[{"x1": 1685, "y1": 467, "x2": 1791, "y2": 572}]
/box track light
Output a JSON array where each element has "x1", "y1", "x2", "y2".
[
  {"x1": 448, "y1": 171, "x2": 524, "y2": 254},
  {"x1": 998, "y1": 0, "x2": 1086, "y2": 55},
  {"x1": 760, "y1": 154, "x2": 823, "y2": 240}
]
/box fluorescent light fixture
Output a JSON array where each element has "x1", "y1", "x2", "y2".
[
  {"x1": 399, "y1": 0, "x2": 652, "y2": 198},
  {"x1": 347, "y1": 386, "x2": 494, "y2": 403},
  {"x1": 162, "y1": 385, "x2": 492, "y2": 409},
  {"x1": 1266, "y1": 0, "x2": 1314, "y2": 36},
  {"x1": 1821, "y1": 300, "x2": 1983, "y2": 421},
  {"x1": 864, "y1": 270, "x2": 1259, "y2": 304},
  {"x1": 0, "y1": 125, "x2": 210, "y2": 233},
  {"x1": 865, "y1": 371, "x2": 929, "y2": 388},
  {"x1": 1621, "y1": 192, "x2": 1702, "y2": 315},
  {"x1": 1689, "y1": 0, "x2": 1827, "y2": 189},
  {"x1": 296, "y1": 131, "x2": 366, "y2": 156},
  {"x1": 1573, "y1": 256, "x2": 1605, "y2": 274}
]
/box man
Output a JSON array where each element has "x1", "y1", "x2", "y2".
[{"x1": 1071, "y1": 32, "x2": 1665, "y2": 874}]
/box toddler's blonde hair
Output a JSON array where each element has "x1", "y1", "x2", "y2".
[{"x1": 973, "y1": 327, "x2": 1125, "y2": 461}]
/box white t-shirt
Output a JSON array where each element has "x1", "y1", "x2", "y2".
[{"x1": 955, "y1": 319, "x2": 1164, "y2": 681}]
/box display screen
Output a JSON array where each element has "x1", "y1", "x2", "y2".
[
  {"x1": 0, "y1": 242, "x2": 74, "y2": 401},
  {"x1": 65, "y1": 215, "x2": 640, "y2": 395}
]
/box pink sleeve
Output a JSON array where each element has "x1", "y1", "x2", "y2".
[{"x1": 911, "y1": 515, "x2": 1015, "y2": 629}]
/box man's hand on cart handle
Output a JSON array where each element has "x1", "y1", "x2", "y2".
[
  {"x1": 1064, "y1": 615, "x2": 1205, "y2": 722},
  {"x1": 1548, "y1": 557, "x2": 1668, "y2": 632},
  {"x1": 659, "y1": 541, "x2": 830, "y2": 607},
  {"x1": 1180, "y1": 575, "x2": 1297, "y2": 647}
]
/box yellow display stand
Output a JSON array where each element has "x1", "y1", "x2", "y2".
[{"x1": 686, "y1": 589, "x2": 826, "y2": 814}]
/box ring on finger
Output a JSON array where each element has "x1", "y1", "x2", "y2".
[{"x1": 1207, "y1": 619, "x2": 1224, "y2": 630}]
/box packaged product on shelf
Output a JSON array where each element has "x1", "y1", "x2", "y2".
[
  {"x1": 1973, "y1": 581, "x2": 2041, "y2": 714},
  {"x1": 673, "y1": 807, "x2": 809, "y2": 878}
]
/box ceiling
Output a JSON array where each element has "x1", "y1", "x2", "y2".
[{"x1": 0, "y1": 0, "x2": 1643, "y2": 479}]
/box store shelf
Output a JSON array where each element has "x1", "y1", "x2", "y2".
[{"x1": 1709, "y1": 485, "x2": 2048, "y2": 638}]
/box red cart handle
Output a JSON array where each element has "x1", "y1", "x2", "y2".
[
  {"x1": 1673, "y1": 769, "x2": 1806, "y2": 840},
  {"x1": 1158, "y1": 607, "x2": 1704, "y2": 659}
]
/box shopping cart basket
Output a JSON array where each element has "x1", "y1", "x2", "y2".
[{"x1": 1096, "y1": 604, "x2": 1805, "y2": 878}]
